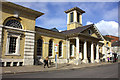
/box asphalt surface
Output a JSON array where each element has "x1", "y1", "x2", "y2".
[{"x1": 2, "y1": 62, "x2": 119, "y2": 78}]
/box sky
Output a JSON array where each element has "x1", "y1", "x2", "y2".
[{"x1": 7, "y1": 1, "x2": 119, "y2": 36}]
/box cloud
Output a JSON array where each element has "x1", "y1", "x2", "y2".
[
  {"x1": 14, "y1": 2, "x2": 49, "y2": 13},
  {"x1": 6, "y1": 0, "x2": 120, "y2": 2},
  {"x1": 36, "y1": 16, "x2": 67, "y2": 30},
  {"x1": 86, "y1": 21, "x2": 93, "y2": 25},
  {"x1": 103, "y1": 8, "x2": 118, "y2": 21},
  {"x1": 86, "y1": 20, "x2": 118, "y2": 36},
  {"x1": 6, "y1": 2, "x2": 118, "y2": 33}
]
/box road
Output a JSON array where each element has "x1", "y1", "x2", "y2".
[{"x1": 2, "y1": 62, "x2": 119, "y2": 78}]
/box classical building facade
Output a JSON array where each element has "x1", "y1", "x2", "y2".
[
  {"x1": 0, "y1": 2, "x2": 44, "y2": 66},
  {"x1": 0, "y1": 2, "x2": 109, "y2": 67},
  {"x1": 34, "y1": 7, "x2": 105, "y2": 64}
]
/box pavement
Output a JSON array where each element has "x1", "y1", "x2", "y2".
[{"x1": 1, "y1": 61, "x2": 120, "y2": 75}]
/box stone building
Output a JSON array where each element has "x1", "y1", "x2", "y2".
[
  {"x1": 0, "y1": 2, "x2": 109, "y2": 67},
  {"x1": 0, "y1": 2, "x2": 44, "y2": 66},
  {"x1": 105, "y1": 35, "x2": 119, "y2": 44},
  {"x1": 99, "y1": 36, "x2": 112, "y2": 61}
]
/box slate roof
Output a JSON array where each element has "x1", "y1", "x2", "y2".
[
  {"x1": 35, "y1": 24, "x2": 103, "y2": 40},
  {"x1": 50, "y1": 28, "x2": 59, "y2": 32},
  {"x1": 103, "y1": 36, "x2": 113, "y2": 41},
  {"x1": 112, "y1": 41, "x2": 120, "y2": 47},
  {"x1": 61, "y1": 24, "x2": 94, "y2": 35},
  {"x1": 64, "y1": 7, "x2": 85, "y2": 14},
  {"x1": 35, "y1": 26, "x2": 60, "y2": 33}
]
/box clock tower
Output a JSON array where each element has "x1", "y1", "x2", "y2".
[{"x1": 64, "y1": 7, "x2": 85, "y2": 30}]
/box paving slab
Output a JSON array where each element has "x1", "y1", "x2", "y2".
[{"x1": 1, "y1": 61, "x2": 119, "y2": 75}]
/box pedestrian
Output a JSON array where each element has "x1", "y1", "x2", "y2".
[
  {"x1": 44, "y1": 56, "x2": 49, "y2": 68},
  {"x1": 107, "y1": 57, "x2": 110, "y2": 62}
]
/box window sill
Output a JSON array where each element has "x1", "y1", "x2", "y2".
[{"x1": 5, "y1": 54, "x2": 21, "y2": 56}]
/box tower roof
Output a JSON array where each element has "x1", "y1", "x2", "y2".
[{"x1": 64, "y1": 7, "x2": 85, "y2": 14}]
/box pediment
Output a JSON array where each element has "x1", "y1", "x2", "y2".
[{"x1": 81, "y1": 24, "x2": 104, "y2": 40}]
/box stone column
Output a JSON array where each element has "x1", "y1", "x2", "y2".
[
  {"x1": 96, "y1": 43, "x2": 100, "y2": 63},
  {"x1": 76, "y1": 37, "x2": 79, "y2": 59},
  {"x1": 67, "y1": 40, "x2": 70, "y2": 63},
  {"x1": 91, "y1": 42, "x2": 94, "y2": 63},
  {"x1": 82, "y1": 41, "x2": 88, "y2": 63},
  {"x1": 80, "y1": 14, "x2": 82, "y2": 24},
  {"x1": 102, "y1": 45, "x2": 107, "y2": 62},
  {"x1": 76, "y1": 37, "x2": 80, "y2": 65},
  {"x1": 67, "y1": 13, "x2": 70, "y2": 24},
  {"x1": 0, "y1": 26, "x2": 2, "y2": 59},
  {"x1": 74, "y1": 10, "x2": 77, "y2": 22}
]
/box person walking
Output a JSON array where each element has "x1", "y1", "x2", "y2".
[
  {"x1": 107, "y1": 57, "x2": 110, "y2": 62},
  {"x1": 44, "y1": 56, "x2": 49, "y2": 68}
]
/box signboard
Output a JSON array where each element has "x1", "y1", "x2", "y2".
[{"x1": 55, "y1": 46, "x2": 58, "y2": 52}]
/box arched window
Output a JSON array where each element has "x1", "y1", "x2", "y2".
[
  {"x1": 4, "y1": 19, "x2": 22, "y2": 29},
  {"x1": 49, "y1": 39, "x2": 53, "y2": 56},
  {"x1": 106, "y1": 42, "x2": 109, "y2": 46},
  {"x1": 88, "y1": 29, "x2": 92, "y2": 35},
  {"x1": 59, "y1": 41, "x2": 62, "y2": 57},
  {"x1": 37, "y1": 39, "x2": 43, "y2": 56}
]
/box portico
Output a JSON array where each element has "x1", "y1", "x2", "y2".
[{"x1": 66, "y1": 34, "x2": 100, "y2": 64}]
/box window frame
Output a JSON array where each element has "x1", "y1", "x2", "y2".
[
  {"x1": 4, "y1": 19, "x2": 22, "y2": 29},
  {"x1": 88, "y1": 29, "x2": 92, "y2": 35},
  {"x1": 59, "y1": 41, "x2": 63, "y2": 58},
  {"x1": 70, "y1": 12, "x2": 73, "y2": 23},
  {"x1": 5, "y1": 33, "x2": 20, "y2": 56},
  {"x1": 37, "y1": 39, "x2": 43, "y2": 57},
  {"x1": 48, "y1": 39, "x2": 54, "y2": 57},
  {"x1": 77, "y1": 12, "x2": 80, "y2": 23},
  {"x1": 9, "y1": 37, "x2": 17, "y2": 54}
]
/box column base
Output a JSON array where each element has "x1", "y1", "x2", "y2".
[
  {"x1": 105, "y1": 58, "x2": 108, "y2": 62},
  {"x1": 82, "y1": 59, "x2": 88, "y2": 63},
  {"x1": 24, "y1": 59, "x2": 34, "y2": 66},
  {"x1": 91, "y1": 59, "x2": 95, "y2": 63},
  {"x1": 75, "y1": 59, "x2": 82, "y2": 65},
  {"x1": 95, "y1": 59, "x2": 100, "y2": 63}
]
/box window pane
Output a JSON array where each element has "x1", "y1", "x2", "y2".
[
  {"x1": 59, "y1": 41, "x2": 62, "y2": 57},
  {"x1": 37, "y1": 39, "x2": 42, "y2": 56},
  {"x1": 49, "y1": 40, "x2": 53, "y2": 56},
  {"x1": 70, "y1": 44, "x2": 72, "y2": 56},
  {"x1": 9, "y1": 37, "x2": 17, "y2": 53},
  {"x1": 77, "y1": 12, "x2": 80, "y2": 22},
  {"x1": 4, "y1": 19, "x2": 22, "y2": 29},
  {"x1": 70, "y1": 12, "x2": 73, "y2": 22}
]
